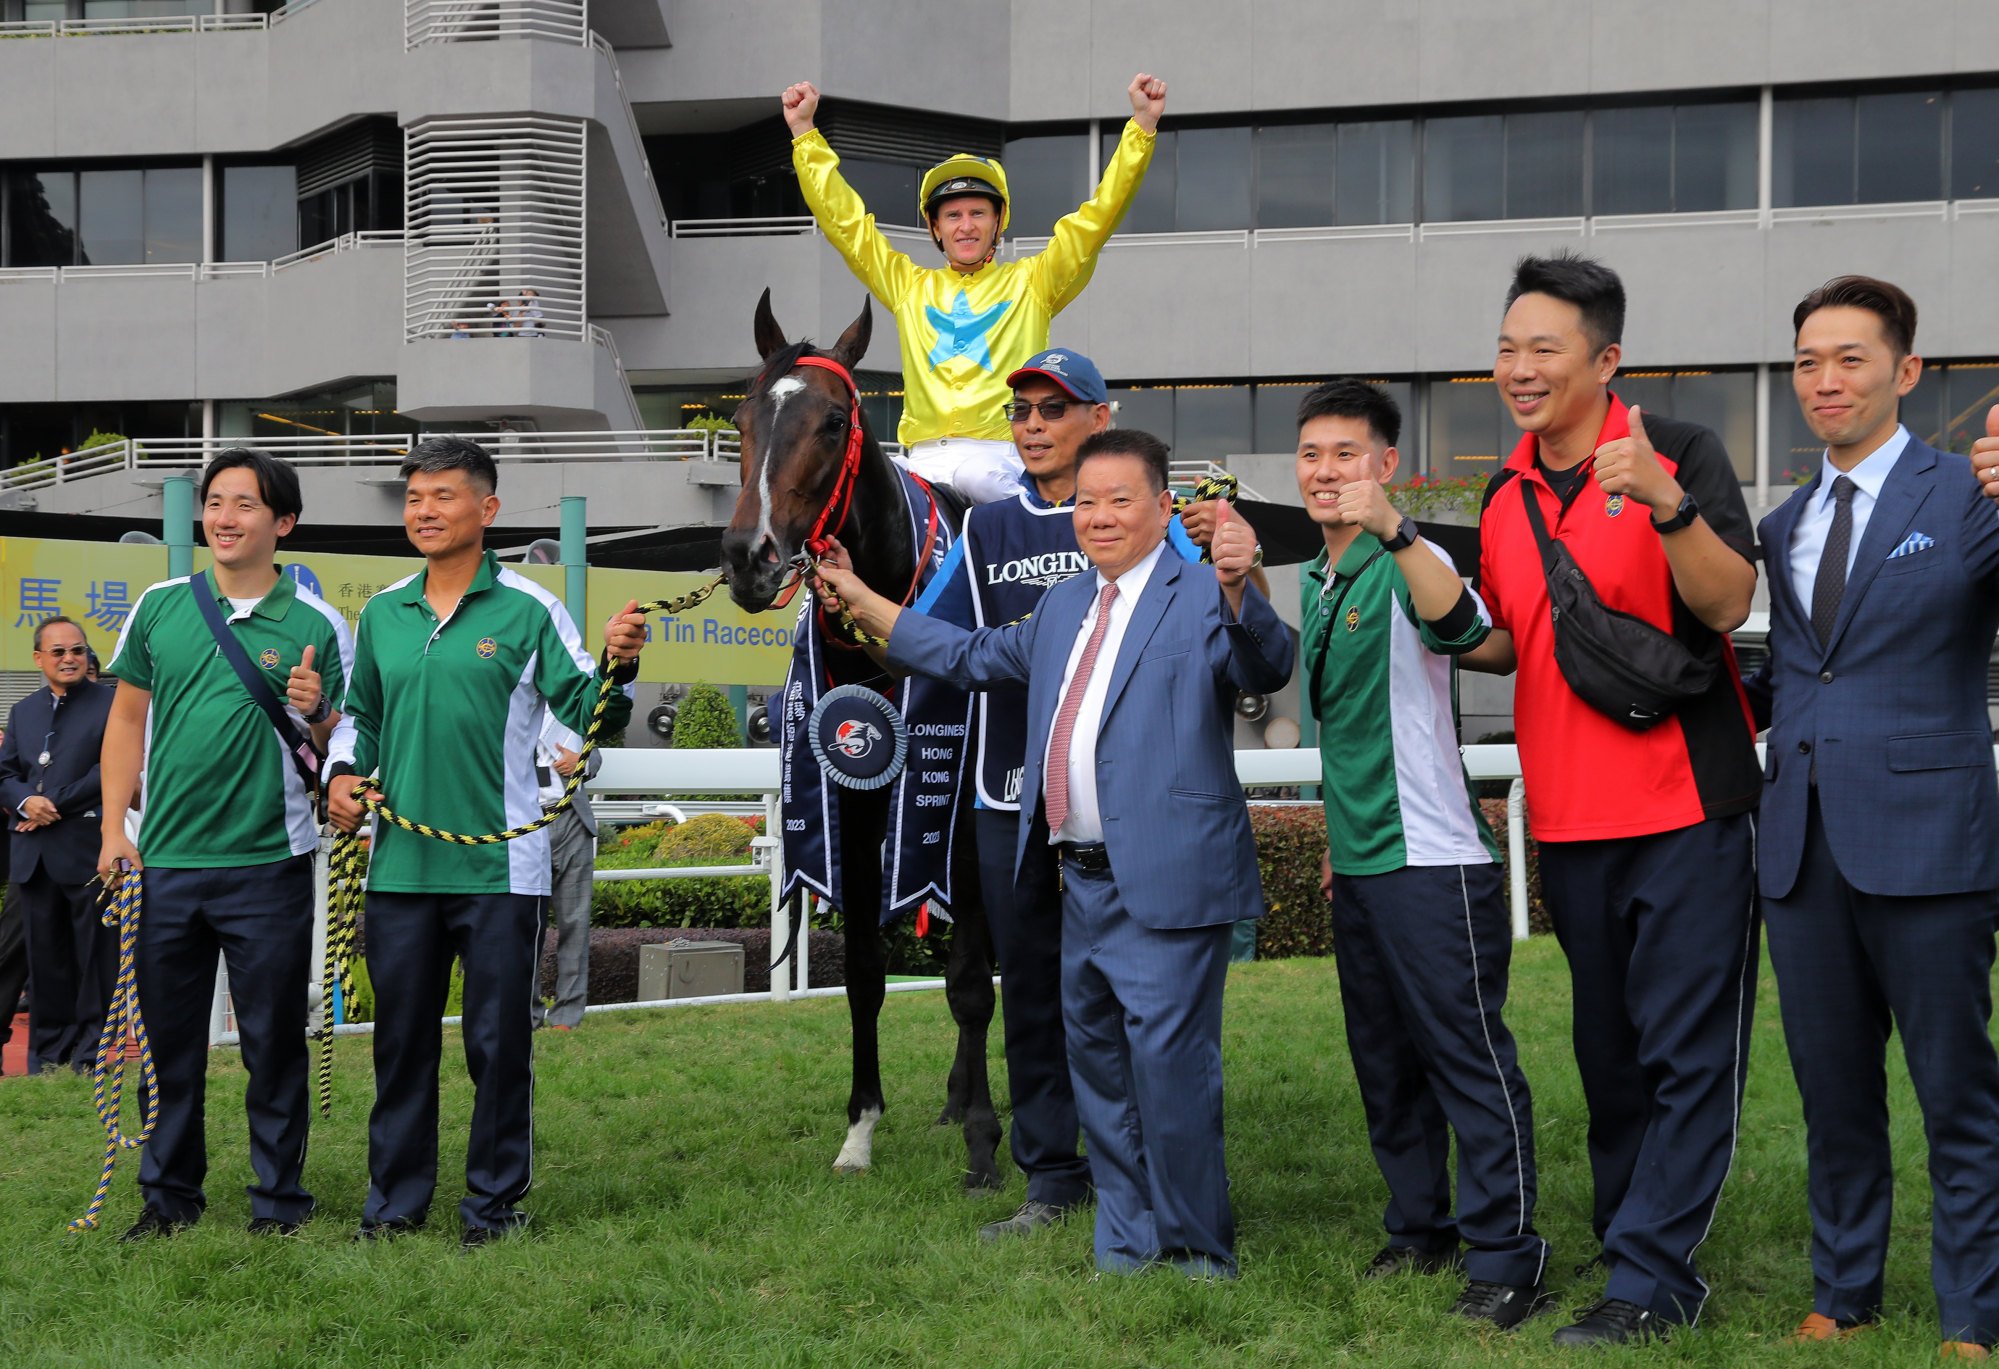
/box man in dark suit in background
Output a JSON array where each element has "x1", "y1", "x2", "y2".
[
  {"x1": 1753, "y1": 276, "x2": 1999, "y2": 1359},
  {"x1": 815, "y1": 428, "x2": 1294, "y2": 1279},
  {"x1": 0, "y1": 727, "x2": 25, "y2": 1075},
  {"x1": 0, "y1": 616, "x2": 116, "y2": 1073}
]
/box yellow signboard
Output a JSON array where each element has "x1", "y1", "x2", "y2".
[{"x1": 0, "y1": 538, "x2": 792, "y2": 686}]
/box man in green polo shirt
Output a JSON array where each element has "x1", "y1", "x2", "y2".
[
  {"x1": 327, "y1": 435, "x2": 643, "y2": 1248},
  {"x1": 1296, "y1": 380, "x2": 1548, "y2": 1327},
  {"x1": 99, "y1": 447, "x2": 352, "y2": 1240}
]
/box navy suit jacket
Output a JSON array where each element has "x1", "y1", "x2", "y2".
[
  {"x1": 0, "y1": 678, "x2": 114, "y2": 886},
  {"x1": 888, "y1": 551, "x2": 1295, "y2": 930},
  {"x1": 1751, "y1": 437, "x2": 1999, "y2": 899}
]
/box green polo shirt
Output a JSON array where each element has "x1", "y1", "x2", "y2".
[
  {"x1": 107, "y1": 571, "x2": 353, "y2": 869},
  {"x1": 1302, "y1": 538, "x2": 1499, "y2": 877},
  {"x1": 330, "y1": 550, "x2": 632, "y2": 895}
]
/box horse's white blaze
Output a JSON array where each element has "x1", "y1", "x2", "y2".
[
  {"x1": 755, "y1": 377, "x2": 806, "y2": 548},
  {"x1": 834, "y1": 1106, "x2": 882, "y2": 1172}
]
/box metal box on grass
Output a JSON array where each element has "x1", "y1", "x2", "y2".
[{"x1": 637, "y1": 940, "x2": 745, "y2": 1001}]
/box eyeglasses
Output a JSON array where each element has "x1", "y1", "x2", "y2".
[
  {"x1": 40, "y1": 645, "x2": 87, "y2": 658},
  {"x1": 1003, "y1": 399, "x2": 1088, "y2": 423}
]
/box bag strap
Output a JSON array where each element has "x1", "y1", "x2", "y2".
[
  {"x1": 1306, "y1": 544, "x2": 1388, "y2": 710},
  {"x1": 189, "y1": 572, "x2": 323, "y2": 793},
  {"x1": 1518, "y1": 476, "x2": 1560, "y2": 572}
]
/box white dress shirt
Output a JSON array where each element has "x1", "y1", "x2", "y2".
[
  {"x1": 536, "y1": 713, "x2": 584, "y2": 806},
  {"x1": 1044, "y1": 538, "x2": 1169, "y2": 845},
  {"x1": 1787, "y1": 424, "x2": 1910, "y2": 612}
]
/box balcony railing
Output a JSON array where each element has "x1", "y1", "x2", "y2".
[
  {"x1": 0, "y1": 232, "x2": 403, "y2": 286},
  {"x1": 587, "y1": 33, "x2": 667, "y2": 234},
  {"x1": 405, "y1": 0, "x2": 585, "y2": 48},
  {"x1": 0, "y1": 0, "x2": 324, "y2": 39},
  {"x1": 0, "y1": 429, "x2": 725, "y2": 494}
]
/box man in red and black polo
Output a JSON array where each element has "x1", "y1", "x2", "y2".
[{"x1": 1466, "y1": 253, "x2": 1761, "y2": 1346}]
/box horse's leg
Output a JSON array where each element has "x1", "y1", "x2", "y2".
[
  {"x1": 833, "y1": 794, "x2": 887, "y2": 1174},
  {"x1": 940, "y1": 866, "x2": 1002, "y2": 1191}
]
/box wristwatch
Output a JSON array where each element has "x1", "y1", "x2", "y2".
[
  {"x1": 1651, "y1": 492, "x2": 1701, "y2": 535},
  {"x1": 1379, "y1": 516, "x2": 1419, "y2": 553},
  {"x1": 1250, "y1": 543, "x2": 1265, "y2": 569},
  {"x1": 303, "y1": 695, "x2": 332, "y2": 725}
]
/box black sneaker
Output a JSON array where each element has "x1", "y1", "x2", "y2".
[
  {"x1": 979, "y1": 1199, "x2": 1079, "y2": 1242},
  {"x1": 1553, "y1": 1298, "x2": 1664, "y2": 1347},
  {"x1": 1364, "y1": 1244, "x2": 1462, "y2": 1279},
  {"x1": 1453, "y1": 1278, "x2": 1553, "y2": 1330},
  {"x1": 119, "y1": 1206, "x2": 191, "y2": 1242},
  {"x1": 461, "y1": 1213, "x2": 531, "y2": 1250},
  {"x1": 352, "y1": 1217, "x2": 424, "y2": 1243}
]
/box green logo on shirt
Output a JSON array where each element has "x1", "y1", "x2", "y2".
[{"x1": 475, "y1": 636, "x2": 498, "y2": 659}]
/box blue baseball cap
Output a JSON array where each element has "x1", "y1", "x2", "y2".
[{"x1": 1007, "y1": 348, "x2": 1109, "y2": 405}]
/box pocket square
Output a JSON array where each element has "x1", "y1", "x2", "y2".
[{"x1": 1886, "y1": 531, "x2": 1936, "y2": 560}]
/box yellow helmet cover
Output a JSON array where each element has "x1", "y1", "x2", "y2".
[{"x1": 920, "y1": 154, "x2": 1010, "y2": 233}]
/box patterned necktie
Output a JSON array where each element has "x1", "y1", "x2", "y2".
[
  {"x1": 1043, "y1": 581, "x2": 1119, "y2": 834},
  {"x1": 1811, "y1": 475, "x2": 1858, "y2": 649}
]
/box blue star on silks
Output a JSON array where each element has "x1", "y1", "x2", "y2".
[{"x1": 925, "y1": 290, "x2": 1011, "y2": 371}]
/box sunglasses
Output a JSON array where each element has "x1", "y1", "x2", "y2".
[
  {"x1": 40, "y1": 645, "x2": 88, "y2": 658},
  {"x1": 1003, "y1": 399, "x2": 1088, "y2": 423}
]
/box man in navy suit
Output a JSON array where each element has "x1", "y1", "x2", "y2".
[
  {"x1": 815, "y1": 429, "x2": 1293, "y2": 1277},
  {"x1": 0, "y1": 615, "x2": 116, "y2": 1073},
  {"x1": 1751, "y1": 276, "x2": 1999, "y2": 1357}
]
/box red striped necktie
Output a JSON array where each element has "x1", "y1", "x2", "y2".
[{"x1": 1044, "y1": 581, "x2": 1119, "y2": 833}]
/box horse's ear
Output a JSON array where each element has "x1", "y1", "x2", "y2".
[
  {"x1": 753, "y1": 287, "x2": 788, "y2": 360},
  {"x1": 828, "y1": 297, "x2": 872, "y2": 370}
]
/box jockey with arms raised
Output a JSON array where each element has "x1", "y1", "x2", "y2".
[{"x1": 780, "y1": 72, "x2": 1167, "y2": 503}]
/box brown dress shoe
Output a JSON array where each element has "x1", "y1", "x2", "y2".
[
  {"x1": 1792, "y1": 1313, "x2": 1873, "y2": 1342},
  {"x1": 1940, "y1": 1343, "x2": 1991, "y2": 1361}
]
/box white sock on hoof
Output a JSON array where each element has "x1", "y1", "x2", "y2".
[{"x1": 834, "y1": 1106, "x2": 883, "y2": 1172}]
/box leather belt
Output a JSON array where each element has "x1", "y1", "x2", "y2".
[{"x1": 1057, "y1": 842, "x2": 1110, "y2": 873}]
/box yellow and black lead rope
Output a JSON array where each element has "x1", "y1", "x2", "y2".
[
  {"x1": 313, "y1": 577, "x2": 726, "y2": 1117},
  {"x1": 70, "y1": 579, "x2": 726, "y2": 1229},
  {"x1": 1173, "y1": 471, "x2": 1241, "y2": 563},
  {"x1": 68, "y1": 869, "x2": 159, "y2": 1232}
]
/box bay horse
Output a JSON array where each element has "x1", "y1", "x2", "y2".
[{"x1": 719, "y1": 289, "x2": 1001, "y2": 1191}]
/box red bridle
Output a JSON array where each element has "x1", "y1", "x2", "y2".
[{"x1": 752, "y1": 353, "x2": 941, "y2": 634}]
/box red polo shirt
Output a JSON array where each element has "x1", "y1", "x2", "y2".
[{"x1": 1477, "y1": 395, "x2": 1760, "y2": 842}]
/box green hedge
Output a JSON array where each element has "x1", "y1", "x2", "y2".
[{"x1": 1247, "y1": 800, "x2": 1549, "y2": 959}]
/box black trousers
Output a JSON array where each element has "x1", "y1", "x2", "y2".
[
  {"x1": 364, "y1": 891, "x2": 545, "y2": 1233},
  {"x1": 975, "y1": 807, "x2": 1089, "y2": 1207},
  {"x1": 1764, "y1": 795, "x2": 1999, "y2": 1345},
  {"x1": 0, "y1": 883, "x2": 28, "y2": 1071},
  {"x1": 1331, "y1": 862, "x2": 1546, "y2": 1288},
  {"x1": 13, "y1": 868, "x2": 113, "y2": 1073},
  {"x1": 135, "y1": 857, "x2": 316, "y2": 1225},
  {"x1": 1536, "y1": 813, "x2": 1758, "y2": 1325}
]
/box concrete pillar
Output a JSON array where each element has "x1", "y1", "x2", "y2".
[
  {"x1": 163, "y1": 474, "x2": 195, "y2": 578},
  {"x1": 560, "y1": 494, "x2": 587, "y2": 633}
]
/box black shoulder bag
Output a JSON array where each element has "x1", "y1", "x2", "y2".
[
  {"x1": 1518, "y1": 481, "x2": 1717, "y2": 731},
  {"x1": 189, "y1": 573, "x2": 325, "y2": 793}
]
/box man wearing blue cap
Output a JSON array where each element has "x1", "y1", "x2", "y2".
[{"x1": 911, "y1": 349, "x2": 1200, "y2": 1239}]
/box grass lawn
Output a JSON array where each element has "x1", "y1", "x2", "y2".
[{"x1": 0, "y1": 938, "x2": 1958, "y2": 1367}]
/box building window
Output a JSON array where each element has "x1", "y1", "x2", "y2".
[
  {"x1": 220, "y1": 164, "x2": 298, "y2": 262},
  {"x1": 1104, "y1": 129, "x2": 1176, "y2": 234},
  {"x1": 1952, "y1": 88, "x2": 1999, "y2": 199},
  {"x1": 1002, "y1": 130, "x2": 1088, "y2": 239},
  {"x1": 1337, "y1": 119, "x2": 1417, "y2": 226},
  {"x1": 1774, "y1": 88, "x2": 1948, "y2": 207},
  {"x1": 1174, "y1": 126, "x2": 1254, "y2": 233},
  {"x1": 1172, "y1": 384, "x2": 1253, "y2": 459},
  {"x1": 1611, "y1": 370, "x2": 1756, "y2": 481},
  {"x1": 218, "y1": 380, "x2": 412, "y2": 443},
  {"x1": 1423, "y1": 115, "x2": 1505, "y2": 223},
  {"x1": 1107, "y1": 384, "x2": 1175, "y2": 447},
  {"x1": 3, "y1": 165, "x2": 199, "y2": 267},
  {"x1": 1426, "y1": 377, "x2": 1512, "y2": 478},
  {"x1": 1592, "y1": 101, "x2": 1757, "y2": 216},
  {"x1": 839, "y1": 158, "x2": 921, "y2": 228}
]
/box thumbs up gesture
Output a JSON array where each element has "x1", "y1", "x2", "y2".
[
  {"x1": 1210, "y1": 500, "x2": 1260, "y2": 588},
  {"x1": 1335, "y1": 476, "x2": 1402, "y2": 540},
  {"x1": 286, "y1": 643, "x2": 323, "y2": 718},
  {"x1": 1973, "y1": 405, "x2": 1999, "y2": 505},
  {"x1": 1593, "y1": 405, "x2": 1680, "y2": 518}
]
